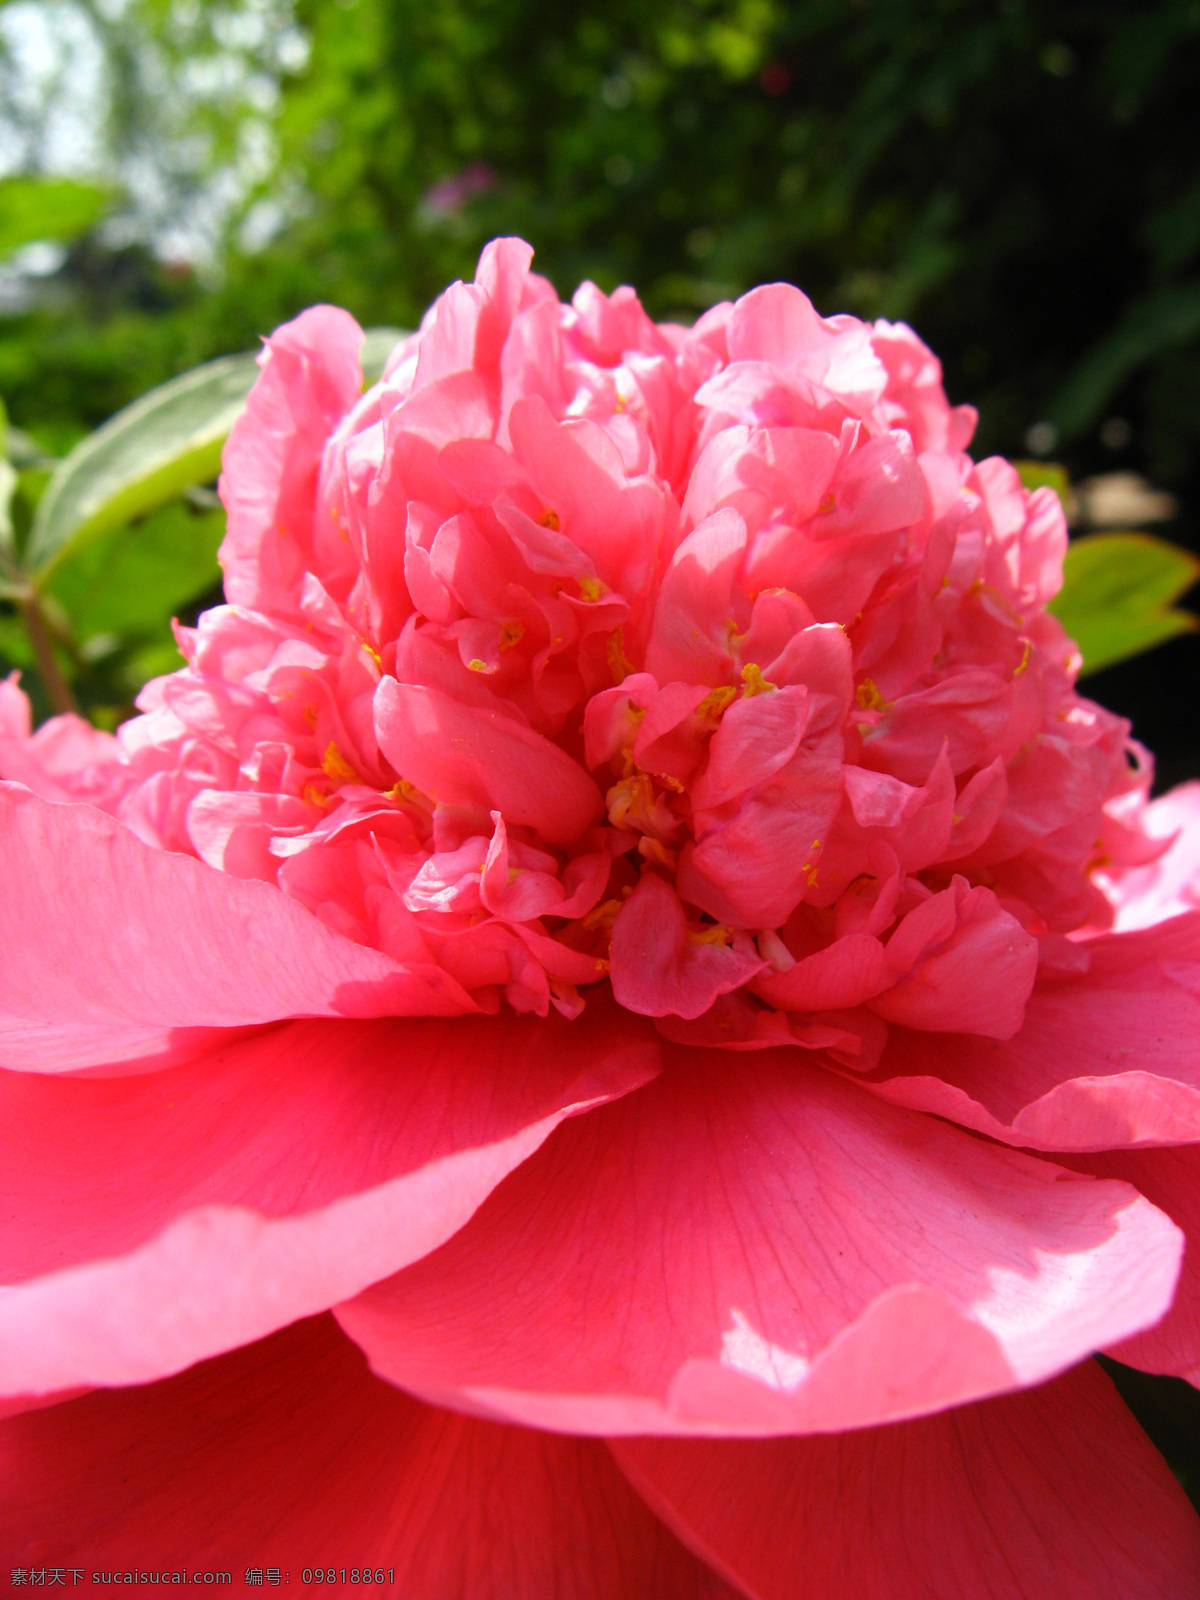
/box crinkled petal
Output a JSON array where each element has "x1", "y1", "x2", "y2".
[
  {"x1": 0, "y1": 786, "x2": 473, "y2": 1072},
  {"x1": 336, "y1": 1050, "x2": 1180, "y2": 1437},
  {"x1": 374, "y1": 678, "x2": 603, "y2": 848},
  {"x1": 612, "y1": 1359, "x2": 1200, "y2": 1600},
  {"x1": 852, "y1": 914, "x2": 1200, "y2": 1149},
  {"x1": 0, "y1": 1000, "x2": 659, "y2": 1396},
  {"x1": 0, "y1": 1314, "x2": 733, "y2": 1593},
  {"x1": 1064, "y1": 1144, "x2": 1200, "y2": 1386},
  {"x1": 1107, "y1": 781, "x2": 1200, "y2": 930}
]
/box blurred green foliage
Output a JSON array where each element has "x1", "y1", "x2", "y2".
[
  {"x1": 0, "y1": 0, "x2": 1197, "y2": 723},
  {"x1": 0, "y1": 0, "x2": 1197, "y2": 477}
]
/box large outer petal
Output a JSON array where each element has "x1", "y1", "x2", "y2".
[
  {"x1": 0, "y1": 1001, "x2": 659, "y2": 1396},
  {"x1": 0, "y1": 786, "x2": 473, "y2": 1073},
  {"x1": 0, "y1": 1314, "x2": 733, "y2": 1594},
  {"x1": 1065, "y1": 1144, "x2": 1200, "y2": 1386},
  {"x1": 850, "y1": 913, "x2": 1200, "y2": 1149},
  {"x1": 336, "y1": 1050, "x2": 1180, "y2": 1436},
  {"x1": 612, "y1": 1359, "x2": 1200, "y2": 1600}
]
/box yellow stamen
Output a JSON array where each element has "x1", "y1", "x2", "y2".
[
  {"x1": 740, "y1": 663, "x2": 776, "y2": 697},
  {"x1": 322, "y1": 741, "x2": 358, "y2": 783},
  {"x1": 499, "y1": 621, "x2": 525, "y2": 652},
  {"x1": 539, "y1": 508, "x2": 561, "y2": 530},
  {"x1": 817, "y1": 491, "x2": 836, "y2": 514},
  {"x1": 855, "y1": 678, "x2": 889, "y2": 713},
  {"x1": 697, "y1": 684, "x2": 737, "y2": 722},
  {"x1": 578, "y1": 575, "x2": 606, "y2": 602},
  {"x1": 582, "y1": 896, "x2": 626, "y2": 932},
  {"x1": 467, "y1": 658, "x2": 493, "y2": 673},
  {"x1": 389, "y1": 777, "x2": 433, "y2": 811},
  {"x1": 607, "y1": 627, "x2": 635, "y2": 684},
  {"x1": 638, "y1": 836, "x2": 679, "y2": 872},
  {"x1": 687, "y1": 922, "x2": 732, "y2": 946},
  {"x1": 1013, "y1": 638, "x2": 1032, "y2": 676}
]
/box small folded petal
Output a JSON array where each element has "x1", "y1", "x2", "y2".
[
  {"x1": 869, "y1": 877, "x2": 1038, "y2": 1038},
  {"x1": 0, "y1": 1314, "x2": 732, "y2": 1593},
  {"x1": 853, "y1": 913, "x2": 1200, "y2": 1149},
  {"x1": 610, "y1": 872, "x2": 765, "y2": 1019},
  {"x1": 336, "y1": 1050, "x2": 1180, "y2": 1437},
  {"x1": 612, "y1": 1359, "x2": 1200, "y2": 1600},
  {"x1": 0, "y1": 999, "x2": 659, "y2": 1395},
  {"x1": 374, "y1": 678, "x2": 603, "y2": 848},
  {"x1": 1106, "y1": 781, "x2": 1200, "y2": 930}
]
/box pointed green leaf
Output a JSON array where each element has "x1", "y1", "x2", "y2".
[
  {"x1": 1049, "y1": 531, "x2": 1200, "y2": 676},
  {"x1": 26, "y1": 352, "x2": 260, "y2": 579},
  {"x1": 0, "y1": 177, "x2": 110, "y2": 262},
  {"x1": 26, "y1": 327, "x2": 407, "y2": 582}
]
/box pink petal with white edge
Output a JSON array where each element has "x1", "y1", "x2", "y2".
[
  {"x1": 0, "y1": 1315, "x2": 734, "y2": 1594},
  {"x1": 0, "y1": 786, "x2": 473, "y2": 1073},
  {"x1": 612, "y1": 1359, "x2": 1200, "y2": 1600},
  {"x1": 1062, "y1": 1144, "x2": 1200, "y2": 1387},
  {"x1": 0, "y1": 1000, "x2": 660, "y2": 1395},
  {"x1": 336, "y1": 1050, "x2": 1181, "y2": 1437},
  {"x1": 852, "y1": 912, "x2": 1200, "y2": 1149}
]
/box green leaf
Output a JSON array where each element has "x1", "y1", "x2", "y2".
[
  {"x1": 1049, "y1": 531, "x2": 1200, "y2": 676},
  {"x1": 0, "y1": 177, "x2": 110, "y2": 262},
  {"x1": 46, "y1": 500, "x2": 225, "y2": 644},
  {"x1": 26, "y1": 352, "x2": 260, "y2": 579},
  {"x1": 26, "y1": 328, "x2": 407, "y2": 582},
  {"x1": 0, "y1": 459, "x2": 17, "y2": 556}
]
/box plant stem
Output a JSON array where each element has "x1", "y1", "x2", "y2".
[{"x1": 19, "y1": 596, "x2": 78, "y2": 715}]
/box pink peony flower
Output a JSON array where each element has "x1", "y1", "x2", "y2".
[{"x1": 3, "y1": 238, "x2": 1200, "y2": 1592}]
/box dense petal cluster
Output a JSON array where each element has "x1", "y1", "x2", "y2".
[
  {"x1": 0, "y1": 239, "x2": 1156, "y2": 1051},
  {"x1": 3, "y1": 240, "x2": 1200, "y2": 1592}
]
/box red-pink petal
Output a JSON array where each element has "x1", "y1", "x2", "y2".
[
  {"x1": 374, "y1": 677, "x2": 603, "y2": 847},
  {"x1": 610, "y1": 872, "x2": 766, "y2": 1019},
  {"x1": 853, "y1": 913, "x2": 1200, "y2": 1149},
  {"x1": 613, "y1": 1359, "x2": 1200, "y2": 1599},
  {"x1": 336, "y1": 1050, "x2": 1180, "y2": 1436},
  {"x1": 0, "y1": 1314, "x2": 733, "y2": 1592},
  {"x1": 1066, "y1": 1144, "x2": 1200, "y2": 1386},
  {"x1": 219, "y1": 305, "x2": 364, "y2": 616},
  {"x1": 0, "y1": 1000, "x2": 659, "y2": 1395},
  {"x1": 869, "y1": 878, "x2": 1038, "y2": 1038},
  {"x1": 0, "y1": 786, "x2": 473, "y2": 1072}
]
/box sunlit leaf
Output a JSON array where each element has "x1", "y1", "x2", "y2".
[
  {"x1": 26, "y1": 328, "x2": 407, "y2": 581},
  {"x1": 0, "y1": 177, "x2": 110, "y2": 262},
  {"x1": 26, "y1": 352, "x2": 259, "y2": 578},
  {"x1": 46, "y1": 500, "x2": 225, "y2": 644},
  {"x1": 1049, "y1": 531, "x2": 1200, "y2": 676}
]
